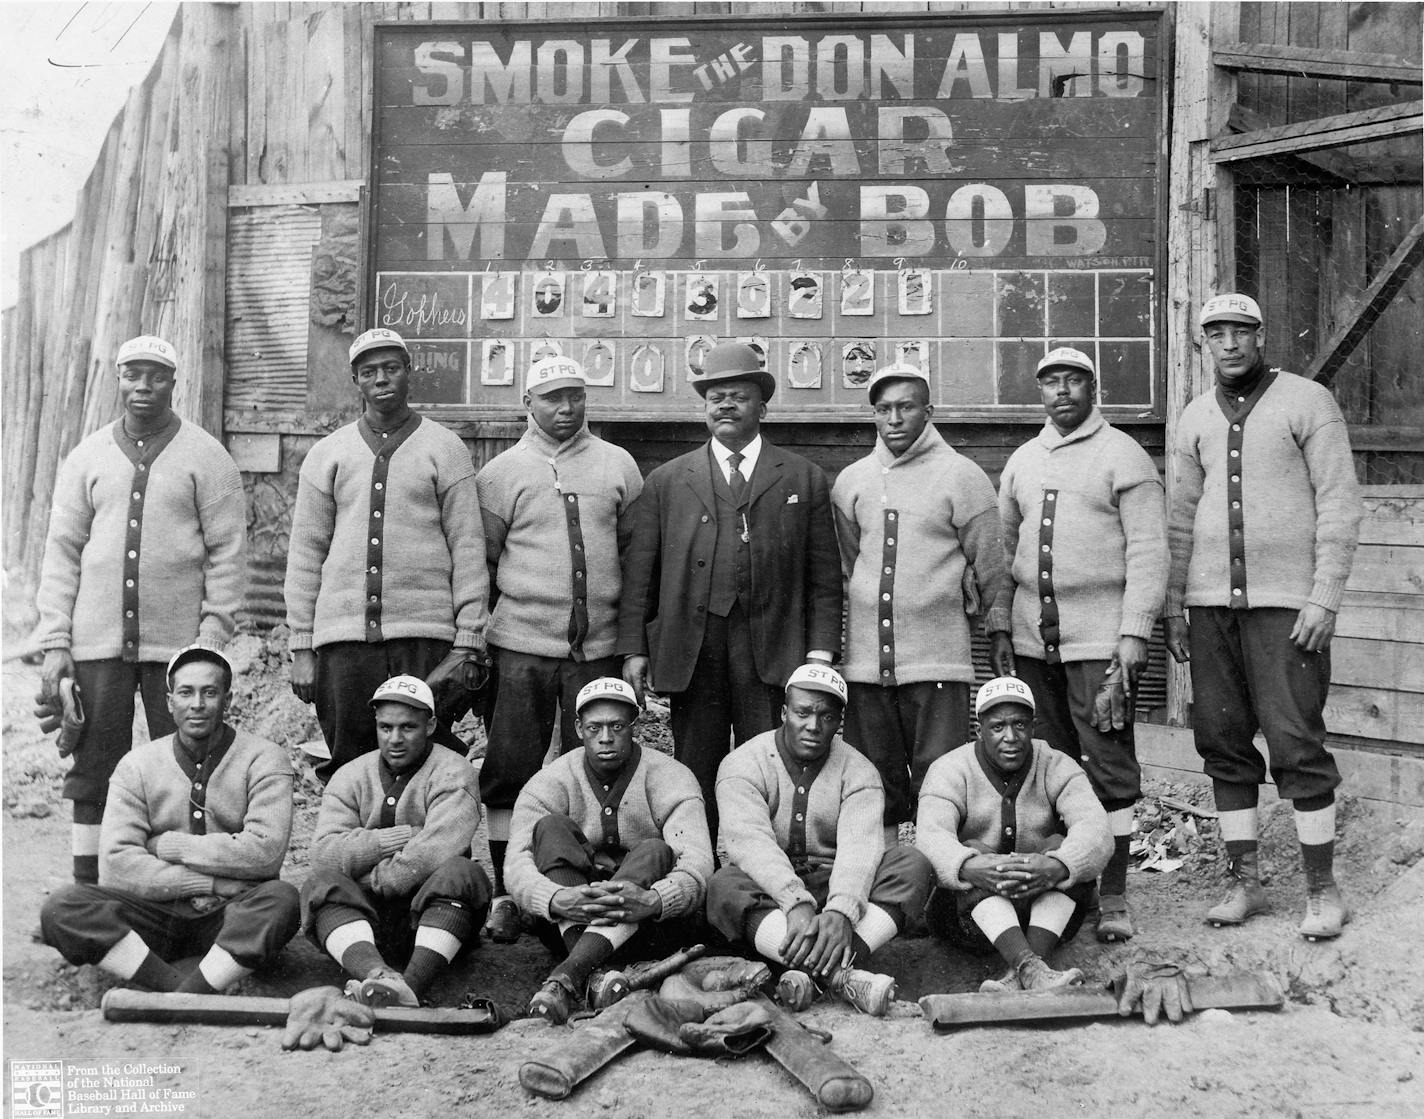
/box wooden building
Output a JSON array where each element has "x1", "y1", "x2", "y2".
[{"x1": 3, "y1": 2, "x2": 1420, "y2": 803}]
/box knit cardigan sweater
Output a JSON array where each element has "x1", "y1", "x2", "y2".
[
  {"x1": 505, "y1": 747, "x2": 712, "y2": 922},
  {"x1": 832, "y1": 423, "x2": 1004, "y2": 684},
  {"x1": 716, "y1": 730, "x2": 885, "y2": 924},
  {"x1": 101, "y1": 729, "x2": 295, "y2": 900},
  {"x1": 916, "y1": 739, "x2": 1111, "y2": 891},
  {"x1": 987, "y1": 410, "x2": 1167, "y2": 662},
  {"x1": 285, "y1": 415, "x2": 488, "y2": 651},
  {"x1": 1167, "y1": 369, "x2": 1361, "y2": 615},
  {"x1": 309, "y1": 744, "x2": 481, "y2": 897},
  {"x1": 37, "y1": 418, "x2": 246, "y2": 661},
  {"x1": 476, "y1": 418, "x2": 643, "y2": 660}
]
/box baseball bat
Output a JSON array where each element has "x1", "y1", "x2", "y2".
[
  {"x1": 518, "y1": 991, "x2": 651, "y2": 1100},
  {"x1": 754, "y1": 995, "x2": 874, "y2": 1113},
  {"x1": 589, "y1": 942, "x2": 710, "y2": 1009},
  {"x1": 101, "y1": 989, "x2": 500, "y2": 1034},
  {"x1": 918, "y1": 969, "x2": 1284, "y2": 1031}
]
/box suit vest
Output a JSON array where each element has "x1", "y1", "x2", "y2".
[{"x1": 707, "y1": 447, "x2": 753, "y2": 618}]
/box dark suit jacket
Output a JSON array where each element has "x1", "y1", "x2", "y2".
[{"x1": 618, "y1": 439, "x2": 843, "y2": 694}]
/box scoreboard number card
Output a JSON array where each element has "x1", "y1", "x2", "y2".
[
  {"x1": 896, "y1": 339, "x2": 931, "y2": 371},
  {"x1": 532, "y1": 272, "x2": 565, "y2": 318},
  {"x1": 840, "y1": 269, "x2": 874, "y2": 316},
  {"x1": 842, "y1": 339, "x2": 876, "y2": 388},
  {"x1": 629, "y1": 344, "x2": 665, "y2": 393},
  {"x1": 583, "y1": 339, "x2": 616, "y2": 386},
  {"x1": 582, "y1": 270, "x2": 617, "y2": 318},
  {"x1": 685, "y1": 274, "x2": 720, "y2": 321},
  {"x1": 898, "y1": 270, "x2": 932, "y2": 316},
  {"x1": 789, "y1": 272, "x2": 823, "y2": 319},
  {"x1": 479, "y1": 338, "x2": 513, "y2": 385},
  {"x1": 787, "y1": 341, "x2": 823, "y2": 389},
  {"x1": 530, "y1": 338, "x2": 565, "y2": 362},
  {"x1": 737, "y1": 272, "x2": 771, "y2": 318},
  {"x1": 480, "y1": 272, "x2": 516, "y2": 320},
  {"x1": 632, "y1": 271, "x2": 666, "y2": 317},
  {"x1": 685, "y1": 334, "x2": 715, "y2": 380}
]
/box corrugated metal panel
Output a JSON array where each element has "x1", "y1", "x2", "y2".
[{"x1": 225, "y1": 205, "x2": 322, "y2": 411}]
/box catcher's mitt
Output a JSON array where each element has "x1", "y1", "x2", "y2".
[{"x1": 657, "y1": 956, "x2": 772, "y2": 1013}]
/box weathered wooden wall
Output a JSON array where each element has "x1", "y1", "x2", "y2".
[{"x1": 1, "y1": 5, "x2": 240, "y2": 625}]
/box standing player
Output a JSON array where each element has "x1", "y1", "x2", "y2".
[
  {"x1": 619, "y1": 341, "x2": 842, "y2": 828},
  {"x1": 285, "y1": 327, "x2": 489, "y2": 782},
  {"x1": 36, "y1": 335, "x2": 246, "y2": 883},
  {"x1": 303, "y1": 675, "x2": 490, "y2": 1007},
  {"x1": 475, "y1": 356, "x2": 643, "y2": 942},
  {"x1": 988, "y1": 347, "x2": 1167, "y2": 941},
  {"x1": 1167, "y1": 294, "x2": 1362, "y2": 940},
  {"x1": 833, "y1": 361, "x2": 1004, "y2": 846}
]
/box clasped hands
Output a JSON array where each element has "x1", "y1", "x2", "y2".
[
  {"x1": 961, "y1": 851, "x2": 1068, "y2": 901},
  {"x1": 550, "y1": 880, "x2": 663, "y2": 926}
]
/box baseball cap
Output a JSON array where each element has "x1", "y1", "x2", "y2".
[
  {"x1": 1036, "y1": 346, "x2": 1096, "y2": 378},
  {"x1": 349, "y1": 328, "x2": 410, "y2": 365},
  {"x1": 1199, "y1": 294, "x2": 1263, "y2": 329},
  {"x1": 166, "y1": 644, "x2": 233, "y2": 685},
  {"x1": 689, "y1": 340, "x2": 776, "y2": 402},
  {"x1": 867, "y1": 361, "x2": 929, "y2": 401},
  {"x1": 370, "y1": 675, "x2": 435, "y2": 715},
  {"x1": 525, "y1": 356, "x2": 587, "y2": 397},
  {"x1": 975, "y1": 676, "x2": 1036, "y2": 718},
  {"x1": 785, "y1": 663, "x2": 848, "y2": 706},
  {"x1": 117, "y1": 335, "x2": 177, "y2": 370},
  {"x1": 575, "y1": 677, "x2": 640, "y2": 715}
]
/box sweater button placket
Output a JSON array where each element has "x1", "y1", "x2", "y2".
[
  {"x1": 877, "y1": 509, "x2": 898, "y2": 684},
  {"x1": 1226, "y1": 414, "x2": 1249, "y2": 607},
  {"x1": 365, "y1": 455, "x2": 389, "y2": 642},
  {"x1": 1037, "y1": 489, "x2": 1061, "y2": 664}
]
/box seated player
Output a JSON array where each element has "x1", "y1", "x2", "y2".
[
  {"x1": 504, "y1": 677, "x2": 712, "y2": 1024},
  {"x1": 917, "y1": 676, "x2": 1113, "y2": 991},
  {"x1": 706, "y1": 664, "x2": 934, "y2": 1016},
  {"x1": 40, "y1": 646, "x2": 299, "y2": 993},
  {"x1": 303, "y1": 675, "x2": 490, "y2": 1007}
]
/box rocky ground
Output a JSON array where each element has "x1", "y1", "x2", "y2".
[{"x1": 4, "y1": 628, "x2": 1424, "y2": 1118}]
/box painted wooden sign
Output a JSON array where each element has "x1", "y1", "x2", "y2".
[{"x1": 369, "y1": 11, "x2": 1167, "y2": 417}]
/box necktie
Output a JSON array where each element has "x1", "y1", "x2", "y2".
[{"x1": 728, "y1": 451, "x2": 748, "y2": 506}]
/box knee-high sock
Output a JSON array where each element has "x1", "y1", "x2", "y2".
[
  {"x1": 970, "y1": 896, "x2": 1032, "y2": 970},
  {"x1": 178, "y1": 946, "x2": 250, "y2": 993},
  {"x1": 322, "y1": 919, "x2": 385, "y2": 979},
  {"x1": 72, "y1": 801, "x2": 103, "y2": 884},
  {"x1": 1218, "y1": 806, "x2": 1260, "y2": 861},
  {"x1": 487, "y1": 809, "x2": 512, "y2": 894},
  {"x1": 552, "y1": 923, "x2": 638, "y2": 990},
  {"x1": 1101, "y1": 806, "x2": 1136, "y2": 896},
  {"x1": 750, "y1": 909, "x2": 789, "y2": 964},
  {"x1": 1294, "y1": 800, "x2": 1337, "y2": 886},
  {"x1": 405, "y1": 901, "x2": 476, "y2": 994},
  {"x1": 852, "y1": 904, "x2": 900, "y2": 955},
  {"x1": 99, "y1": 930, "x2": 181, "y2": 991},
  {"x1": 1025, "y1": 890, "x2": 1077, "y2": 957}
]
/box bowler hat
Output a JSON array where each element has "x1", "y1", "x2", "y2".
[{"x1": 690, "y1": 341, "x2": 776, "y2": 402}]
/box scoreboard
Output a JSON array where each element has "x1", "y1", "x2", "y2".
[{"x1": 368, "y1": 10, "x2": 1167, "y2": 419}]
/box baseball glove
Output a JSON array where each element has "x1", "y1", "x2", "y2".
[
  {"x1": 1090, "y1": 657, "x2": 1132, "y2": 733},
  {"x1": 280, "y1": 986, "x2": 376, "y2": 1052},
  {"x1": 33, "y1": 678, "x2": 85, "y2": 757},
  {"x1": 1111, "y1": 961, "x2": 1194, "y2": 1025},
  {"x1": 657, "y1": 956, "x2": 772, "y2": 1013}
]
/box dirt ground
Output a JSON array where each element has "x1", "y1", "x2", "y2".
[{"x1": 5, "y1": 629, "x2": 1424, "y2": 1118}]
